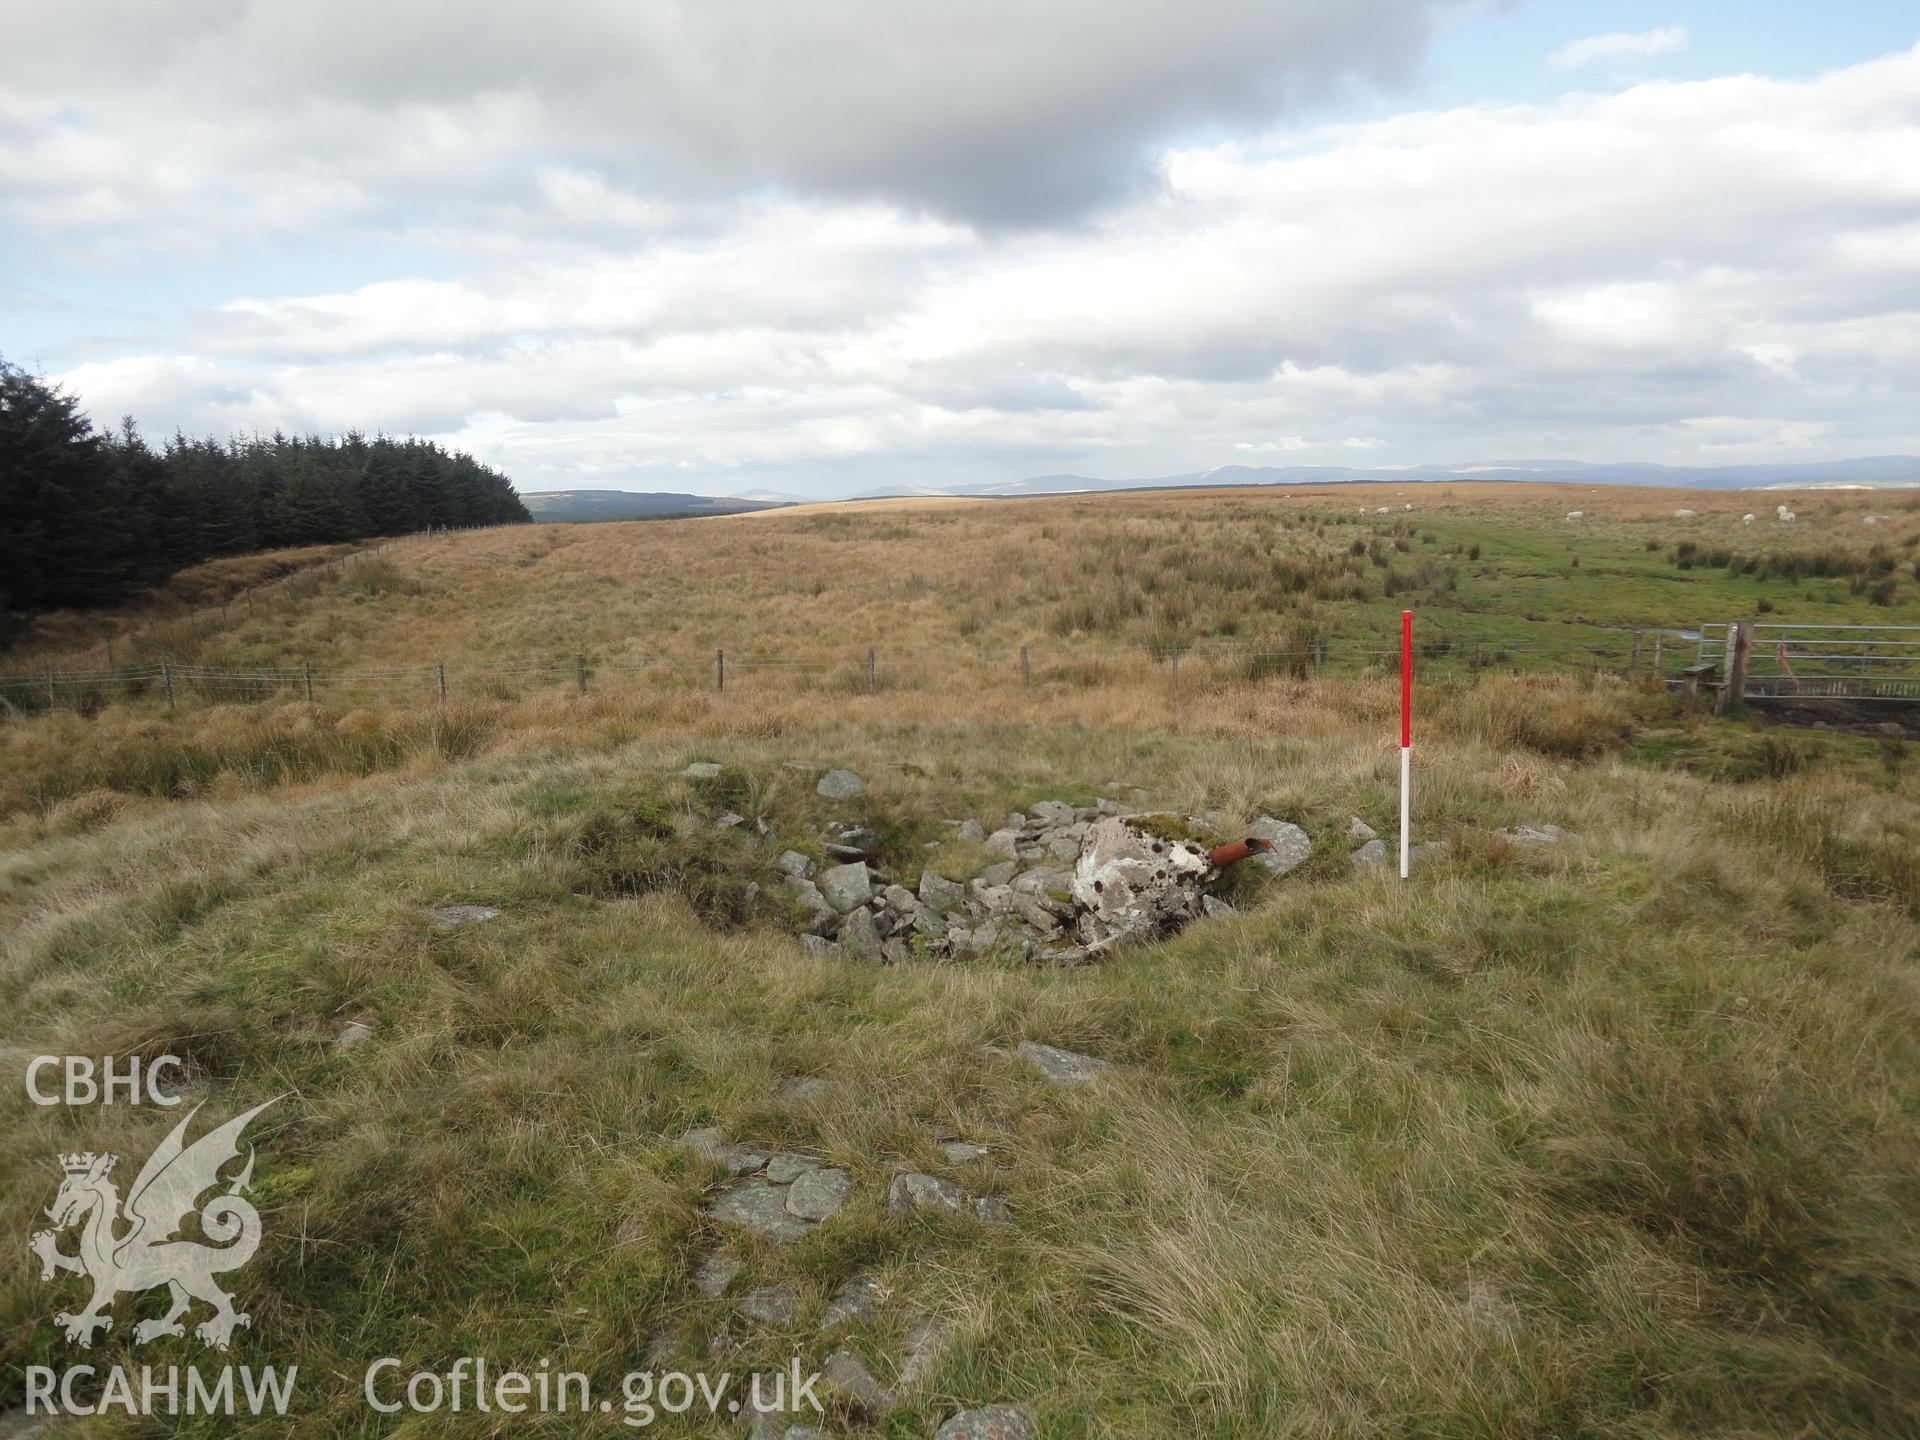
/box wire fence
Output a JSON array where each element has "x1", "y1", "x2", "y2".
[{"x1": 0, "y1": 624, "x2": 1728, "y2": 717}]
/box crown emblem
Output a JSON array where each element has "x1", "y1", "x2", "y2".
[{"x1": 59, "y1": 1152, "x2": 112, "y2": 1176}]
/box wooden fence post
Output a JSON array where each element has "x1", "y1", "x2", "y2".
[
  {"x1": 1652, "y1": 636, "x2": 1663, "y2": 673},
  {"x1": 302, "y1": 662, "x2": 314, "y2": 702},
  {"x1": 1020, "y1": 646, "x2": 1029, "y2": 688},
  {"x1": 105, "y1": 636, "x2": 115, "y2": 669},
  {"x1": 435, "y1": 660, "x2": 447, "y2": 704},
  {"x1": 1473, "y1": 639, "x2": 1484, "y2": 682},
  {"x1": 866, "y1": 647, "x2": 876, "y2": 694},
  {"x1": 716, "y1": 649, "x2": 725, "y2": 692},
  {"x1": 1630, "y1": 631, "x2": 1642, "y2": 673},
  {"x1": 1170, "y1": 647, "x2": 1180, "y2": 689},
  {"x1": 161, "y1": 662, "x2": 174, "y2": 711},
  {"x1": 46, "y1": 669, "x2": 56, "y2": 707},
  {"x1": 1313, "y1": 637, "x2": 1324, "y2": 676},
  {"x1": 576, "y1": 654, "x2": 587, "y2": 694}
]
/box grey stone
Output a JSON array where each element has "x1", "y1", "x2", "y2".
[
  {"x1": 821, "y1": 842, "x2": 867, "y2": 862},
  {"x1": 740, "y1": 1285, "x2": 801, "y2": 1325},
  {"x1": 1016, "y1": 1039, "x2": 1112, "y2": 1085},
  {"x1": 1010, "y1": 868, "x2": 1071, "y2": 897},
  {"x1": 816, "y1": 769, "x2": 866, "y2": 800},
  {"x1": 935, "y1": 1406, "x2": 1037, "y2": 1440},
  {"x1": 983, "y1": 828, "x2": 1020, "y2": 859},
  {"x1": 1034, "y1": 943, "x2": 1094, "y2": 966},
  {"x1": 708, "y1": 1180, "x2": 813, "y2": 1243},
  {"x1": 1350, "y1": 838, "x2": 1387, "y2": 868},
  {"x1": 955, "y1": 818, "x2": 986, "y2": 844},
  {"x1": 822, "y1": 1352, "x2": 895, "y2": 1416},
  {"x1": 977, "y1": 861, "x2": 1018, "y2": 886},
  {"x1": 1347, "y1": 816, "x2": 1378, "y2": 841},
  {"x1": 1409, "y1": 841, "x2": 1449, "y2": 869},
  {"x1": 1494, "y1": 824, "x2": 1570, "y2": 846},
  {"x1": 775, "y1": 1076, "x2": 831, "y2": 1102},
  {"x1": 1017, "y1": 844, "x2": 1046, "y2": 863},
  {"x1": 1003, "y1": 812, "x2": 1027, "y2": 831},
  {"x1": 766, "y1": 1153, "x2": 820, "y2": 1184},
  {"x1": 971, "y1": 1196, "x2": 1011, "y2": 1223},
  {"x1": 1202, "y1": 896, "x2": 1234, "y2": 919},
  {"x1": 881, "y1": 938, "x2": 913, "y2": 964},
  {"x1": 799, "y1": 934, "x2": 843, "y2": 959},
  {"x1": 1248, "y1": 817, "x2": 1312, "y2": 875},
  {"x1": 717, "y1": 811, "x2": 746, "y2": 828},
  {"x1": 1095, "y1": 797, "x2": 1130, "y2": 816},
  {"x1": 683, "y1": 1127, "x2": 769, "y2": 1175},
  {"x1": 837, "y1": 906, "x2": 883, "y2": 962},
  {"x1": 898, "y1": 1316, "x2": 952, "y2": 1388},
  {"x1": 786, "y1": 876, "x2": 838, "y2": 934},
  {"x1": 680, "y1": 761, "x2": 724, "y2": 778},
  {"x1": 969, "y1": 880, "x2": 1015, "y2": 912},
  {"x1": 739, "y1": 1369, "x2": 807, "y2": 1438},
  {"x1": 427, "y1": 904, "x2": 499, "y2": 927},
  {"x1": 1047, "y1": 834, "x2": 1082, "y2": 864},
  {"x1": 821, "y1": 1272, "x2": 884, "y2": 1330},
  {"x1": 1013, "y1": 893, "x2": 1064, "y2": 938},
  {"x1": 888, "y1": 1172, "x2": 964, "y2": 1215},
  {"x1": 786, "y1": 1167, "x2": 850, "y2": 1221},
  {"x1": 818, "y1": 862, "x2": 873, "y2": 913},
  {"x1": 1029, "y1": 800, "x2": 1076, "y2": 826},
  {"x1": 336, "y1": 1019, "x2": 373, "y2": 1048},
  {"x1": 1070, "y1": 815, "x2": 1215, "y2": 948},
  {"x1": 941, "y1": 1140, "x2": 989, "y2": 1164},
  {"x1": 917, "y1": 870, "x2": 966, "y2": 914},
  {"x1": 743, "y1": 881, "x2": 760, "y2": 905},
  {"x1": 883, "y1": 884, "x2": 920, "y2": 913},
  {"x1": 692, "y1": 1254, "x2": 740, "y2": 1298},
  {"x1": 777, "y1": 850, "x2": 813, "y2": 879}
]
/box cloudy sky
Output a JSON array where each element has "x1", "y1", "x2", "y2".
[{"x1": 4, "y1": 1, "x2": 1919, "y2": 498}]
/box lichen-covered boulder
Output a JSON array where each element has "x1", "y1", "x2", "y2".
[{"x1": 1070, "y1": 814, "x2": 1217, "y2": 948}]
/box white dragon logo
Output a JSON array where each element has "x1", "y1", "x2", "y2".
[{"x1": 28, "y1": 1097, "x2": 282, "y2": 1351}]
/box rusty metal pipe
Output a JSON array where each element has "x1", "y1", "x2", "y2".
[{"x1": 1206, "y1": 838, "x2": 1274, "y2": 870}]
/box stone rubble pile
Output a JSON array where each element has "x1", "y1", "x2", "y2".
[{"x1": 780, "y1": 773, "x2": 1313, "y2": 962}]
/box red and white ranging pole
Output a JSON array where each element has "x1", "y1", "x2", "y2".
[{"x1": 1400, "y1": 609, "x2": 1412, "y2": 880}]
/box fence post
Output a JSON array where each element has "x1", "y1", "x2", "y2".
[
  {"x1": 1716, "y1": 619, "x2": 1750, "y2": 715},
  {"x1": 161, "y1": 662, "x2": 174, "y2": 711},
  {"x1": 46, "y1": 668, "x2": 56, "y2": 708},
  {"x1": 1313, "y1": 636, "x2": 1324, "y2": 676},
  {"x1": 1630, "y1": 631, "x2": 1642, "y2": 673},
  {"x1": 716, "y1": 649, "x2": 725, "y2": 692},
  {"x1": 1170, "y1": 646, "x2": 1180, "y2": 690},
  {"x1": 576, "y1": 654, "x2": 587, "y2": 694},
  {"x1": 1695, "y1": 626, "x2": 1708, "y2": 667},
  {"x1": 866, "y1": 647, "x2": 876, "y2": 694},
  {"x1": 435, "y1": 660, "x2": 447, "y2": 704},
  {"x1": 302, "y1": 661, "x2": 314, "y2": 703},
  {"x1": 105, "y1": 636, "x2": 115, "y2": 670},
  {"x1": 1473, "y1": 639, "x2": 1484, "y2": 682},
  {"x1": 1652, "y1": 636, "x2": 1663, "y2": 674},
  {"x1": 1020, "y1": 646, "x2": 1030, "y2": 688}
]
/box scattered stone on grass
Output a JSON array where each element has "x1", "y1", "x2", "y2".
[
  {"x1": 785, "y1": 1167, "x2": 850, "y2": 1221},
  {"x1": 1015, "y1": 1040, "x2": 1112, "y2": 1085},
  {"x1": 740, "y1": 1285, "x2": 801, "y2": 1325},
  {"x1": 821, "y1": 1273, "x2": 884, "y2": 1330},
  {"x1": 971, "y1": 1196, "x2": 1011, "y2": 1223},
  {"x1": 680, "y1": 762, "x2": 724, "y2": 779},
  {"x1": 1248, "y1": 816, "x2": 1312, "y2": 874},
  {"x1": 775, "y1": 1076, "x2": 831, "y2": 1103},
  {"x1": 765, "y1": 1153, "x2": 820, "y2": 1184},
  {"x1": 335, "y1": 1020, "x2": 373, "y2": 1048},
  {"x1": 818, "y1": 862, "x2": 873, "y2": 913},
  {"x1": 887, "y1": 1173, "x2": 965, "y2": 1215},
  {"x1": 427, "y1": 904, "x2": 499, "y2": 927},
  {"x1": 707, "y1": 1180, "x2": 813, "y2": 1244},
  {"x1": 1350, "y1": 838, "x2": 1388, "y2": 869},
  {"x1": 941, "y1": 1140, "x2": 989, "y2": 1165},
  {"x1": 897, "y1": 1316, "x2": 953, "y2": 1388},
  {"x1": 1347, "y1": 816, "x2": 1378, "y2": 840},
  {"x1": 1493, "y1": 824, "x2": 1571, "y2": 845},
  {"x1": 692, "y1": 1254, "x2": 740, "y2": 1298},
  {"x1": 822, "y1": 1352, "x2": 896, "y2": 1417},
  {"x1": 816, "y1": 769, "x2": 866, "y2": 800},
  {"x1": 935, "y1": 1406, "x2": 1038, "y2": 1440},
  {"x1": 836, "y1": 906, "x2": 882, "y2": 961}
]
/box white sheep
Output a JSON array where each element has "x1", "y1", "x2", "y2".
[
  {"x1": 1775, "y1": 504, "x2": 1792, "y2": 518},
  {"x1": 1778, "y1": 509, "x2": 1796, "y2": 523},
  {"x1": 1673, "y1": 508, "x2": 1696, "y2": 519},
  {"x1": 1864, "y1": 515, "x2": 1888, "y2": 526},
  {"x1": 1375, "y1": 506, "x2": 1390, "y2": 514},
  {"x1": 1742, "y1": 513, "x2": 1755, "y2": 525},
  {"x1": 1565, "y1": 510, "x2": 1584, "y2": 521}
]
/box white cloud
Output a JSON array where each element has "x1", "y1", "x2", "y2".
[
  {"x1": 26, "y1": 37, "x2": 1920, "y2": 494},
  {"x1": 1549, "y1": 27, "x2": 1688, "y2": 72}
]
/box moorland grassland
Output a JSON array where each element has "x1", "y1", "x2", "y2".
[{"x1": 3, "y1": 483, "x2": 1919, "y2": 1438}]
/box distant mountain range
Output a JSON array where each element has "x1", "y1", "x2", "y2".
[
  {"x1": 854, "y1": 455, "x2": 1920, "y2": 499},
  {"x1": 520, "y1": 489, "x2": 791, "y2": 522},
  {"x1": 521, "y1": 457, "x2": 1920, "y2": 521}
]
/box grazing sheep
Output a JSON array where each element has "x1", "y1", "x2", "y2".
[
  {"x1": 1778, "y1": 509, "x2": 1796, "y2": 523},
  {"x1": 1375, "y1": 506, "x2": 1390, "y2": 514},
  {"x1": 1673, "y1": 508, "x2": 1696, "y2": 519},
  {"x1": 1564, "y1": 510, "x2": 1584, "y2": 521},
  {"x1": 1742, "y1": 513, "x2": 1756, "y2": 525},
  {"x1": 1403, "y1": 503, "x2": 1414, "y2": 511},
  {"x1": 1864, "y1": 515, "x2": 1888, "y2": 525}
]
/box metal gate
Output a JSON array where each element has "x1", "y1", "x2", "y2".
[{"x1": 1698, "y1": 622, "x2": 1920, "y2": 702}]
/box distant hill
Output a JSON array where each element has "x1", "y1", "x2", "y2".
[
  {"x1": 970, "y1": 456, "x2": 1920, "y2": 498},
  {"x1": 520, "y1": 490, "x2": 790, "y2": 522}
]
